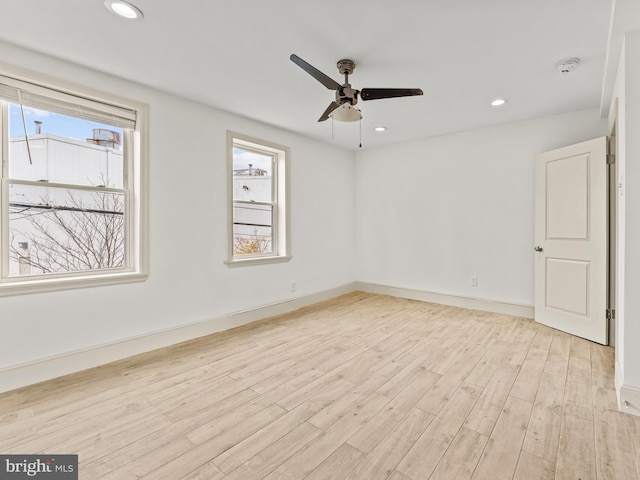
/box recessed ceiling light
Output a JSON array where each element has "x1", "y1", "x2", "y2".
[
  {"x1": 104, "y1": 0, "x2": 143, "y2": 20},
  {"x1": 374, "y1": 126, "x2": 387, "y2": 132},
  {"x1": 491, "y1": 98, "x2": 507, "y2": 107}
]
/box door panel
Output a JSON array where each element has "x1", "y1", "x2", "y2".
[
  {"x1": 535, "y1": 137, "x2": 608, "y2": 344},
  {"x1": 546, "y1": 155, "x2": 589, "y2": 239},
  {"x1": 545, "y1": 259, "x2": 589, "y2": 317}
]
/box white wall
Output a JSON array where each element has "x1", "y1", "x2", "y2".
[
  {"x1": 355, "y1": 111, "x2": 607, "y2": 307},
  {"x1": 0, "y1": 42, "x2": 356, "y2": 372},
  {"x1": 610, "y1": 29, "x2": 640, "y2": 413},
  {"x1": 622, "y1": 31, "x2": 640, "y2": 392}
]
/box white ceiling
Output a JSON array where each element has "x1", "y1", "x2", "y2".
[{"x1": 0, "y1": 0, "x2": 615, "y2": 150}]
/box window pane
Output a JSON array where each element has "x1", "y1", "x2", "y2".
[
  {"x1": 232, "y1": 147, "x2": 272, "y2": 203},
  {"x1": 8, "y1": 103, "x2": 124, "y2": 188},
  {"x1": 233, "y1": 202, "x2": 273, "y2": 255},
  {"x1": 8, "y1": 183, "x2": 126, "y2": 276}
]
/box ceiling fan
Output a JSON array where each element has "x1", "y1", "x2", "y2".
[{"x1": 290, "y1": 54, "x2": 423, "y2": 123}]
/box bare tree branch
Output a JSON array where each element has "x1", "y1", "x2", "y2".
[
  {"x1": 233, "y1": 229, "x2": 272, "y2": 256},
  {"x1": 9, "y1": 189, "x2": 125, "y2": 275}
]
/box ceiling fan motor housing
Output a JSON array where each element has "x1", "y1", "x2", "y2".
[
  {"x1": 338, "y1": 85, "x2": 358, "y2": 105},
  {"x1": 336, "y1": 60, "x2": 358, "y2": 104}
]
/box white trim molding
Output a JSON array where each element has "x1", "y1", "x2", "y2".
[
  {"x1": 355, "y1": 282, "x2": 535, "y2": 319},
  {"x1": 0, "y1": 282, "x2": 356, "y2": 394},
  {"x1": 616, "y1": 361, "x2": 640, "y2": 417}
]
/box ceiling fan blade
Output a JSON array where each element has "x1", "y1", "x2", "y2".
[
  {"x1": 290, "y1": 54, "x2": 342, "y2": 91},
  {"x1": 318, "y1": 102, "x2": 340, "y2": 122},
  {"x1": 360, "y1": 88, "x2": 424, "y2": 101}
]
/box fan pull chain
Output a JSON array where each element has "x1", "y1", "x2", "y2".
[{"x1": 359, "y1": 118, "x2": 362, "y2": 148}]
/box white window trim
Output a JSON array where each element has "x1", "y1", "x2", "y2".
[
  {"x1": 226, "y1": 131, "x2": 290, "y2": 267},
  {"x1": 0, "y1": 63, "x2": 149, "y2": 296}
]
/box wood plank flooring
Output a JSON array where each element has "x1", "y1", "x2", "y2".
[{"x1": 1, "y1": 291, "x2": 639, "y2": 479}]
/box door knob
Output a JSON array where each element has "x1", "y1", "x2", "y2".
[{"x1": 534, "y1": 246, "x2": 543, "y2": 252}]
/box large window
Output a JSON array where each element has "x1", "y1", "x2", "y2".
[
  {"x1": 227, "y1": 132, "x2": 289, "y2": 266},
  {"x1": 0, "y1": 70, "x2": 147, "y2": 294}
]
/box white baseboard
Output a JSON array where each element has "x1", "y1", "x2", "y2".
[
  {"x1": 616, "y1": 361, "x2": 640, "y2": 417},
  {"x1": 0, "y1": 282, "x2": 357, "y2": 394},
  {"x1": 0, "y1": 281, "x2": 534, "y2": 394},
  {"x1": 355, "y1": 282, "x2": 535, "y2": 319}
]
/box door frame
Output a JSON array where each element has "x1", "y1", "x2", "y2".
[{"x1": 607, "y1": 101, "x2": 619, "y2": 347}]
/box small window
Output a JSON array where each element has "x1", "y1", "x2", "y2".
[
  {"x1": 0, "y1": 70, "x2": 147, "y2": 294},
  {"x1": 227, "y1": 132, "x2": 290, "y2": 266}
]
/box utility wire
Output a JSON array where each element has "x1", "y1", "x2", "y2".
[{"x1": 9, "y1": 202, "x2": 124, "y2": 216}]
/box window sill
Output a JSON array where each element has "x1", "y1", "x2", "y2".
[
  {"x1": 225, "y1": 255, "x2": 292, "y2": 268},
  {"x1": 0, "y1": 271, "x2": 148, "y2": 297}
]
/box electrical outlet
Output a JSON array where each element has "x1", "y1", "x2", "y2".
[
  {"x1": 291, "y1": 282, "x2": 297, "y2": 292},
  {"x1": 471, "y1": 276, "x2": 478, "y2": 287}
]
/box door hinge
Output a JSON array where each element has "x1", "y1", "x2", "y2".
[
  {"x1": 607, "y1": 136, "x2": 616, "y2": 165},
  {"x1": 606, "y1": 308, "x2": 615, "y2": 321}
]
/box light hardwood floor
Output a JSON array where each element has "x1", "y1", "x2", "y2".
[{"x1": 1, "y1": 292, "x2": 639, "y2": 479}]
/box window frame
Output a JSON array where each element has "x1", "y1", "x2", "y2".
[
  {"x1": 226, "y1": 131, "x2": 290, "y2": 267},
  {"x1": 0, "y1": 65, "x2": 148, "y2": 296}
]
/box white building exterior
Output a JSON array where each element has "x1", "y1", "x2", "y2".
[
  {"x1": 232, "y1": 170, "x2": 273, "y2": 254},
  {"x1": 10, "y1": 131, "x2": 123, "y2": 187},
  {"x1": 8, "y1": 130, "x2": 123, "y2": 276}
]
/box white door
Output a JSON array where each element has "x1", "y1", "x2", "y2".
[{"x1": 534, "y1": 137, "x2": 608, "y2": 345}]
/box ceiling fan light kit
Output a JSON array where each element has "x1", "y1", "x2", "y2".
[
  {"x1": 290, "y1": 54, "x2": 423, "y2": 123},
  {"x1": 332, "y1": 104, "x2": 362, "y2": 122}
]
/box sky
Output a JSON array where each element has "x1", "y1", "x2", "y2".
[
  {"x1": 233, "y1": 148, "x2": 272, "y2": 174},
  {"x1": 9, "y1": 104, "x2": 122, "y2": 142}
]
